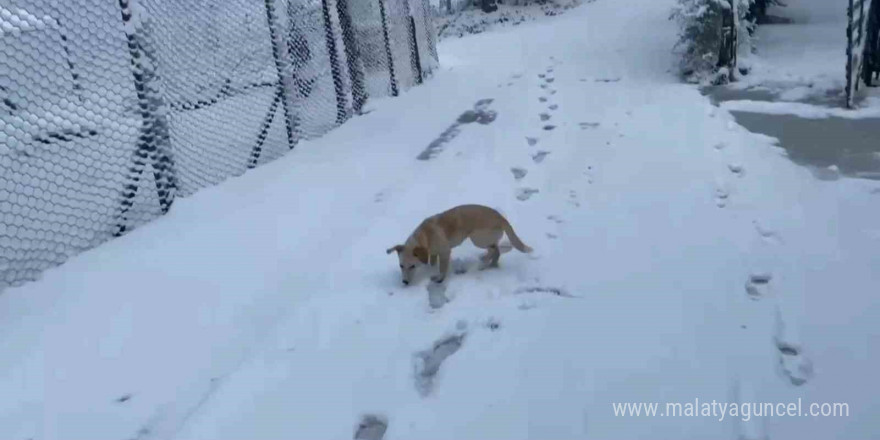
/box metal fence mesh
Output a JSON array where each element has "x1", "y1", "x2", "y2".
[{"x1": 0, "y1": 0, "x2": 437, "y2": 288}]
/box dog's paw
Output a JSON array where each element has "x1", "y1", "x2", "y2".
[{"x1": 430, "y1": 275, "x2": 445, "y2": 284}]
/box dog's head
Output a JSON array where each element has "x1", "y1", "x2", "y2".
[{"x1": 386, "y1": 244, "x2": 428, "y2": 285}]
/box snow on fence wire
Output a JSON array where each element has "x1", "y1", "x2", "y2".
[
  {"x1": 847, "y1": 0, "x2": 878, "y2": 107},
  {"x1": 0, "y1": 0, "x2": 437, "y2": 288}
]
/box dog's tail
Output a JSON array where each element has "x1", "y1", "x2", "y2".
[{"x1": 502, "y1": 218, "x2": 533, "y2": 253}]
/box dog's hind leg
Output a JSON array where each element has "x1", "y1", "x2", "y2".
[
  {"x1": 471, "y1": 229, "x2": 503, "y2": 268},
  {"x1": 486, "y1": 244, "x2": 501, "y2": 268}
]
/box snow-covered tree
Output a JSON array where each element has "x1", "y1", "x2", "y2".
[
  {"x1": 670, "y1": 0, "x2": 754, "y2": 84},
  {"x1": 749, "y1": 0, "x2": 786, "y2": 24}
]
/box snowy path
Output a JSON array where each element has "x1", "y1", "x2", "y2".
[{"x1": 2, "y1": 0, "x2": 879, "y2": 439}]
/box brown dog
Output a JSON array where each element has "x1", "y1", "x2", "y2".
[{"x1": 387, "y1": 204, "x2": 532, "y2": 285}]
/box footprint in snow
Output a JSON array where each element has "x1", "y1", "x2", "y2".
[
  {"x1": 549, "y1": 104, "x2": 559, "y2": 111},
  {"x1": 543, "y1": 124, "x2": 556, "y2": 131},
  {"x1": 414, "y1": 333, "x2": 466, "y2": 396},
  {"x1": 485, "y1": 318, "x2": 502, "y2": 331},
  {"x1": 568, "y1": 190, "x2": 581, "y2": 207},
  {"x1": 715, "y1": 187, "x2": 730, "y2": 208},
  {"x1": 518, "y1": 301, "x2": 538, "y2": 311},
  {"x1": 511, "y1": 167, "x2": 528, "y2": 180},
  {"x1": 539, "y1": 96, "x2": 548, "y2": 103},
  {"x1": 777, "y1": 341, "x2": 814, "y2": 386},
  {"x1": 744, "y1": 273, "x2": 771, "y2": 300},
  {"x1": 547, "y1": 215, "x2": 564, "y2": 224},
  {"x1": 426, "y1": 282, "x2": 449, "y2": 309},
  {"x1": 355, "y1": 415, "x2": 388, "y2": 440},
  {"x1": 774, "y1": 309, "x2": 813, "y2": 386},
  {"x1": 579, "y1": 122, "x2": 599, "y2": 129},
  {"x1": 539, "y1": 113, "x2": 551, "y2": 121},
  {"x1": 526, "y1": 137, "x2": 539, "y2": 146},
  {"x1": 753, "y1": 220, "x2": 783, "y2": 244},
  {"x1": 516, "y1": 188, "x2": 540, "y2": 201},
  {"x1": 532, "y1": 151, "x2": 551, "y2": 163},
  {"x1": 728, "y1": 163, "x2": 745, "y2": 177},
  {"x1": 514, "y1": 285, "x2": 574, "y2": 297}
]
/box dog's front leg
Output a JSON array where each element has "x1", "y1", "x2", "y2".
[{"x1": 431, "y1": 250, "x2": 451, "y2": 283}]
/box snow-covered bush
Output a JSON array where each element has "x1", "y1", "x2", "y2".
[{"x1": 670, "y1": 0, "x2": 754, "y2": 84}]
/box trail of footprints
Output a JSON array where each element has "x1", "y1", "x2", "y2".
[
  {"x1": 511, "y1": 62, "x2": 561, "y2": 203},
  {"x1": 710, "y1": 127, "x2": 814, "y2": 394},
  {"x1": 362, "y1": 66, "x2": 591, "y2": 434},
  {"x1": 355, "y1": 290, "x2": 566, "y2": 439}
]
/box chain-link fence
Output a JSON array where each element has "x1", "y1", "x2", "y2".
[{"x1": 0, "y1": 0, "x2": 437, "y2": 288}]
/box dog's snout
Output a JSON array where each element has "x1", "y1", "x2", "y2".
[{"x1": 402, "y1": 279, "x2": 410, "y2": 285}]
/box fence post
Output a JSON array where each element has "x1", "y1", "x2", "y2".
[
  {"x1": 114, "y1": 0, "x2": 177, "y2": 237},
  {"x1": 265, "y1": 0, "x2": 299, "y2": 148},
  {"x1": 336, "y1": 0, "x2": 368, "y2": 113},
  {"x1": 54, "y1": 18, "x2": 83, "y2": 101},
  {"x1": 322, "y1": 0, "x2": 348, "y2": 123},
  {"x1": 409, "y1": 16, "x2": 423, "y2": 84},
  {"x1": 847, "y1": 0, "x2": 862, "y2": 108},
  {"x1": 402, "y1": 0, "x2": 423, "y2": 84},
  {"x1": 248, "y1": 87, "x2": 284, "y2": 168},
  {"x1": 378, "y1": 0, "x2": 399, "y2": 96}
]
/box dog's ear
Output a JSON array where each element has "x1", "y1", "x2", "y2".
[
  {"x1": 412, "y1": 246, "x2": 429, "y2": 264},
  {"x1": 386, "y1": 244, "x2": 404, "y2": 255}
]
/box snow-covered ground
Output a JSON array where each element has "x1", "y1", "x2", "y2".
[{"x1": 2, "y1": 0, "x2": 879, "y2": 439}]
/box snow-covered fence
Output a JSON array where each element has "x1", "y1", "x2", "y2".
[
  {"x1": 0, "y1": 0, "x2": 437, "y2": 288},
  {"x1": 865, "y1": 0, "x2": 880, "y2": 86},
  {"x1": 846, "y1": 0, "x2": 874, "y2": 107}
]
